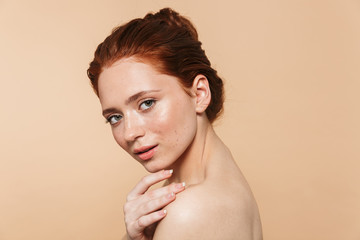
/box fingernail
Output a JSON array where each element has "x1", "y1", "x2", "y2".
[
  {"x1": 159, "y1": 209, "x2": 167, "y2": 216},
  {"x1": 167, "y1": 192, "x2": 175, "y2": 199},
  {"x1": 176, "y1": 182, "x2": 186, "y2": 189},
  {"x1": 165, "y1": 169, "x2": 173, "y2": 176}
]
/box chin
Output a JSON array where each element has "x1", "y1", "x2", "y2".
[
  {"x1": 129, "y1": 153, "x2": 165, "y2": 173},
  {"x1": 142, "y1": 163, "x2": 163, "y2": 173},
  {"x1": 140, "y1": 157, "x2": 175, "y2": 173}
]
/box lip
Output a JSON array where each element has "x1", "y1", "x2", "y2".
[{"x1": 134, "y1": 145, "x2": 158, "y2": 161}]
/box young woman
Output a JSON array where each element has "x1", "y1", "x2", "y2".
[{"x1": 88, "y1": 8, "x2": 262, "y2": 240}]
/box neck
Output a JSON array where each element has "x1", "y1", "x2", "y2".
[{"x1": 167, "y1": 116, "x2": 218, "y2": 186}]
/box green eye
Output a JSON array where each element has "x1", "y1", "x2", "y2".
[
  {"x1": 107, "y1": 115, "x2": 122, "y2": 125},
  {"x1": 140, "y1": 100, "x2": 155, "y2": 110}
]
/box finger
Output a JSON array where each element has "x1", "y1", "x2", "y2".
[
  {"x1": 145, "y1": 182, "x2": 186, "y2": 201},
  {"x1": 136, "y1": 209, "x2": 167, "y2": 230},
  {"x1": 127, "y1": 169, "x2": 173, "y2": 201},
  {"x1": 139, "y1": 192, "x2": 176, "y2": 216}
]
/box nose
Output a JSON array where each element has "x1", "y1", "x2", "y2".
[{"x1": 123, "y1": 113, "x2": 145, "y2": 142}]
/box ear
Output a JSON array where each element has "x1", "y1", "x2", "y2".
[{"x1": 191, "y1": 74, "x2": 211, "y2": 113}]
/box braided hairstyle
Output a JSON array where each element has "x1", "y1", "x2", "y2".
[{"x1": 87, "y1": 8, "x2": 224, "y2": 123}]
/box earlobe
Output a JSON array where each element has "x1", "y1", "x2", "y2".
[{"x1": 192, "y1": 74, "x2": 211, "y2": 113}]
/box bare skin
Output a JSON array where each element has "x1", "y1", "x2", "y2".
[
  {"x1": 154, "y1": 123, "x2": 263, "y2": 239},
  {"x1": 99, "y1": 57, "x2": 262, "y2": 240}
]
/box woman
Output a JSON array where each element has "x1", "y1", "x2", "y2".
[{"x1": 88, "y1": 8, "x2": 262, "y2": 240}]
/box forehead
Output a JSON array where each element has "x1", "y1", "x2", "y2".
[{"x1": 97, "y1": 57, "x2": 184, "y2": 104}]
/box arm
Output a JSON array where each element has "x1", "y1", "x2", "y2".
[{"x1": 153, "y1": 189, "x2": 219, "y2": 239}]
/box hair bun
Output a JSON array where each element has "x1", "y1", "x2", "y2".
[{"x1": 144, "y1": 8, "x2": 198, "y2": 40}]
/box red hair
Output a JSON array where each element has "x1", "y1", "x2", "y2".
[{"x1": 87, "y1": 8, "x2": 224, "y2": 122}]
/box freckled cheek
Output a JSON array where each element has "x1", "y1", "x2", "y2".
[
  {"x1": 151, "y1": 103, "x2": 180, "y2": 133},
  {"x1": 151, "y1": 100, "x2": 195, "y2": 146}
]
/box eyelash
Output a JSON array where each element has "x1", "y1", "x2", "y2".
[
  {"x1": 139, "y1": 99, "x2": 156, "y2": 111},
  {"x1": 106, "y1": 115, "x2": 122, "y2": 125},
  {"x1": 105, "y1": 99, "x2": 156, "y2": 125}
]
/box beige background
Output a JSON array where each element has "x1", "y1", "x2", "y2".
[{"x1": 1, "y1": 0, "x2": 359, "y2": 239}]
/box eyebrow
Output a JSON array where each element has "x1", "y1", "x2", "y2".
[{"x1": 102, "y1": 90, "x2": 160, "y2": 116}]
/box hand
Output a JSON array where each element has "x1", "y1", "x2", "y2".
[{"x1": 124, "y1": 170, "x2": 185, "y2": 240}]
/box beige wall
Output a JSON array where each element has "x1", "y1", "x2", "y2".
[{"x1": 1, "y1": 0, "x2": 359, "y2": 239}]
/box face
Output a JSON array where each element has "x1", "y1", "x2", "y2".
[{"x1": 98, "y1": 57, "x2": 198, "y2": 172}]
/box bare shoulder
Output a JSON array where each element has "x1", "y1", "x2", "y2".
[{"x1": 153, "y1": 177, "x2": 262, "y2": 240}]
